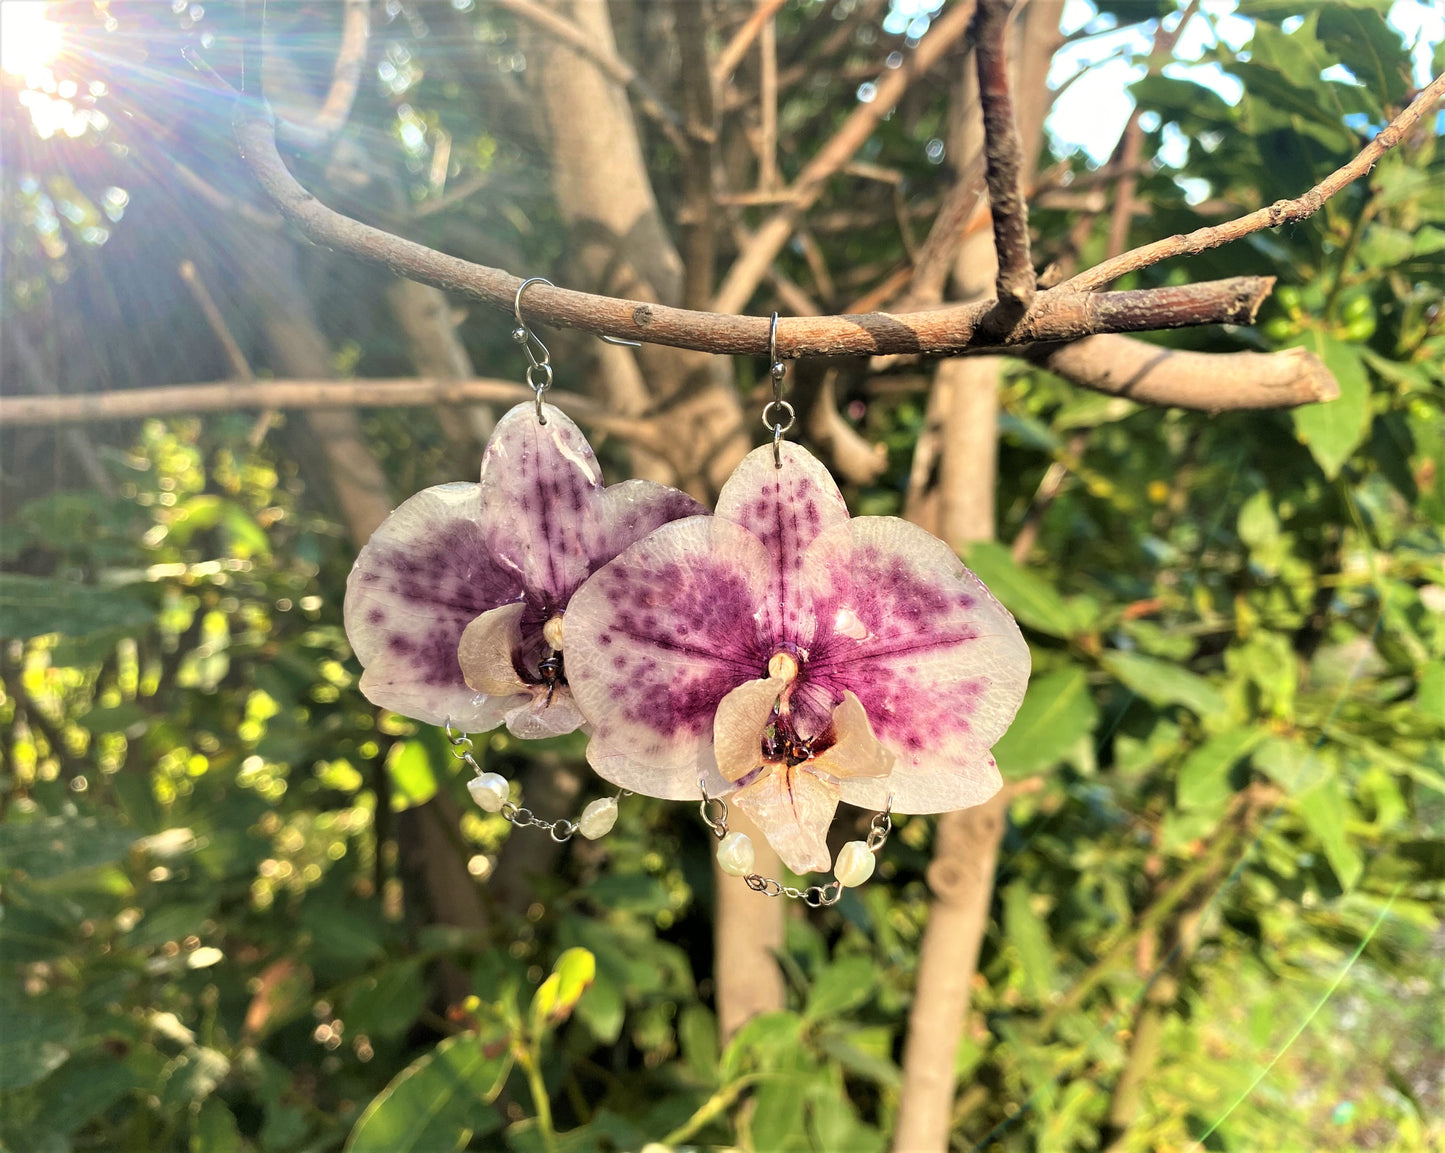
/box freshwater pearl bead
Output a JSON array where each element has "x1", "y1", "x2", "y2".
[
  {"x1": 577, "y1": 796, "x2": 619, "y2": 840},
  {"x1": 466, "y1": 772, "x2": 510, "y2": 813},
  {"x1": 833, "y1": 840, "x2": 875, "y2": 888},
  {"x1": 716, "y1": 831, "x2": 756, "y2": 877}
]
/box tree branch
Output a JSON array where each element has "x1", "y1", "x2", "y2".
[
  {"x1": 493, "y1": 0, "x2": 689, "y2": 151},
  {"x1": 1030, "y1": 335, "x2": 1340, "y2": 410},
  {"x1": 973, "y1": 0, "x2": 1035, "y2": 324},
  {"x1": 232, "y1": 107, "x2": 1273, "y2": 357},
  {"x1": 713, "y1": 0, "x2": 790, "y2": 88},
  {"x1": 1062, "y1": 69, "x2": 1445, "y2": 292},
  {"x1": 275, "y1": 0, "x2": 370, "y2": 151},
  {"x1": 711, "y1": 0, "x2": 979, "y2": 313}
]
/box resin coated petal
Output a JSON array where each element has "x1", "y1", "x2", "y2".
[
  {"x1": 814, "y1": 691, "x2": 894, "y2": 782},
  {"x1": 715, "y1": 442, "x2": 851, "y2": 644},
  {"x1": 477, "y1": 403, "x2": 606, "y2": 605},
  {"x1": 801, "y1": 517, "x2": 1029, "y2": 813},
  {"x1": 714, "y1": 677, "x2": 787, "y2": 783},
  {"x1": 457, "y1": 602, "x2": 532, "y2": 696},
  {"x1": 732, "y1": 767, "x2": 839, "y2": 875},
  {"x1": 566, "y1": 516, "x2": 776, "y2": 800},
  {"x1": 344, "y1": 482, "x2": 525, "y2": 729},
  {"x1": 505, "y1": 689, "x2": 587, "y2": 740},
  {"x1": 588, "y1": 479, "x2": 708, "y2": 573}
]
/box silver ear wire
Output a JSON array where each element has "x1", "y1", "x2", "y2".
[
  {"x1": 761, "y1": 312, "x2": 795, "y2": 468},
  {"x1": 513, "y1": 277, "x2": 555, "y2": 423}
]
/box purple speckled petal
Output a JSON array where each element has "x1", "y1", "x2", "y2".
[
  {"x1": 565, "y1": 516, "x2": 777, "y2": 800},
  {"x1": 344, "y1": 483, "x2": 525, "y2": 730},
  {"x1": 478, "y1": 402, "x2": 607, "y2": 606},
  {"x1": 457, "y1": 603, "x2": 532, "y2": 696},
  {"x1": 799, "y1": 517, "x2": 1029, "y2": 813},
  {"x1": 714, "y1": 442, "x2": 850, "y2": 644},
  {"x1": 732, "y1": 766, "x2": 839, "y2": 875},
  {"x1": 588, "y1": 478, "x2": 708, "y2": 572}
]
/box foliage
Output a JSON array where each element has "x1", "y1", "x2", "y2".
[{"x1": 2, "y1": 2, "x2": 1442, "y2": 1152}]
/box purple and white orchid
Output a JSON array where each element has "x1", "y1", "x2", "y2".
[
  {"x1": 565, "y1": 442, "x2": 1030, "y2": 874},
  {"x1": 343, "y1": 402, "x2": 704, "y2": 738}
]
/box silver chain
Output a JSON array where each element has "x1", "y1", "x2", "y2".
[
  {"x1": 761, "y1": 312, "x2": 795, "y2": 468},
  {"x1": 444, "y1": 720, "x2": 630, "y2": 843},
  {"x1": 698, "y1": 779, "x2": 892, "y2": 907}
]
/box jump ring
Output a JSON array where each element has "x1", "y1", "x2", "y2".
[{"x1": 760, "y1": 400, "x2": 795, "y2": 434}]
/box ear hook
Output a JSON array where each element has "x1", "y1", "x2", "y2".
[
  {"x1": 513, "y1": 277, "x2": 555, "y2": 423},
  {"x1": 761, "y1": 312, "x2": 795, "y2": 468}
]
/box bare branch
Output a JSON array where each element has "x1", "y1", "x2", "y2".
[
  {"x1": 973, "y1": 0, "x2": 1035, "y2": 323},
  {"x1": 493, "y1": 0, "x2": 690, "y2": 151},
  {"x1": 712, "y1": 0, "x2": 979, "y2": 313},
  {"x1": 178, "y1": 261, "x2": 254, "y2": 381},
  {"x1": 233, "y1": 106, "x2": 1272, "y2": 357},
  {"x1": 275, "y1": 0, "x2": 370, "y2": 151},
  {"x1": 1063, "y1": 69, "x2": 1445, "y2": 292},
  {"x1": 1030, "y1": 335, "x2": 1341, "y2": 411},
  {"x1": 713, "y1": 0, "x2": 790, "y2": 88}
]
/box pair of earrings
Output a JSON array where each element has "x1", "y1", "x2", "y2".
[{"x1": 342, "y1": 287, "x2": 1031, "y2": 901}]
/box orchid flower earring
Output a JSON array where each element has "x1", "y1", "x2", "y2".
[
  {"x1": 565, "y1": 317, "x2": 1031, "y2": 899},
  {"x1": 342, "y1": 279, "x2": 704, "y2": 841}
]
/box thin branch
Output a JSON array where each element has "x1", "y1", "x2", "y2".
[
  {"x1": 1030, "y1": 334, "x2": 1341, "y2": 411},
  {"x1": 178, "y1": 261, "x2": 254, "y2": 380},
  {"x1": 275, "y1": 0, "x2": 370, "y2": 151},
  {"x1": 904, "y1": 150, "x2": 987, "y2": 306},
  {"x1": 232, "y1": 102, "x2": 1271, "y2": 356},
  {"x1": 713, "y1": 0, "x2": 790, "y2": 87},
  {"x1": 712, "y1": 0, "x2": 979, "y2": 314},
  {"x1": 758, "y1": 14, "x2": 779, "y2": 191},
  {"x1": 1063, "y1": 69, "x2": 1445, "y2": 292},
  {"x1": 677, "y1": 0, "x2": 717, "y2": 310},
  {"x1": 0, "y1": 377, "x2": 608, "y2": 427},
  {"x1": 492, "y1": 0, "x2": 690, "y2": 151},
  {"x1": 973, "y1": 0, "x2": 1035, "y2": 324}
]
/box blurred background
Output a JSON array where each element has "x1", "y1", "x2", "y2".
[{"x1": 1, "y1": 1, "x2": 1442, "y2": 1150}]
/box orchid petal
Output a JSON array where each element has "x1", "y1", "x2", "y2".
[
  {"x1": 814, "y1": 690, "x2": 894, "y2": 782},
  {"x1": 478, "y1": 403, "x2": 705, "y2": 607},
  {"x1": 715, "y1": 442, "x2": 850, "y2": 644},
  {"x1": 344, "y1": 483, "x2": 524, "y2": 729},
  {"x1": 801, "y1": 517, "x2": 1029, "y2": 813},
  {"x1": 732, "y1": 766, "x2": 839, "y2": 875},
  {"x1": 457, "y1": 602, "x2": 533, "y2": 696},
  {"x1": 714, "y1": 677, "x2": 787, "y2": 783},
  {"x1": 505, "y1": 688, "x2": 587, "y2": 740},
  {"x1": 566, "y1": 516, "x2": 776, "y2": 800}
]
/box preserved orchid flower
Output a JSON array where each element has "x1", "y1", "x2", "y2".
[
  {"x1": 566, "y1": 443, "x2": 1030, "y2": 874},
  {"x1": 343, "y1": 402, "x2": 703, "y2": 738}
]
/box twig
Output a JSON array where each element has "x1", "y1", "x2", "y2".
[
  {"x1": 973, "y1": 0, "x2": 1035, "y2": 325},
  {"x1": 903, "y1": 150, "x2": 987, "y2": 306},
  {"x1": 231, "y1": 107, "x2": 1271, "y2": 356},
  {"x1": 713, "y1": 0, "x2": 790, "y2": 87},
  {"x1": 1063, "y1": 69, "x2": 1445, "y2": 292},
  {"x1": 677, "y1": 0, "x2": 718, "y2": 309},
  {"x1": 759, "y1": 14, "x2": 779, "y2": 190},
  {"x1": 712, "y1": 0, "x2": 980, "y2": 313},
  {"x1": 1030, "y1": 334, "x2": 1341, "y2": 411},
  {"x1": 178, "y1": 261, "x2": 253, "y2": 381},
  {"x1": 275, "y1": 0, "x2": 370, "y2": 151},
  {"x1": 493, "y1": 0, "x2": 690, "y2": 151}
]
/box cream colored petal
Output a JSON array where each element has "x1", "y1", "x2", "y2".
[
  {"x1": 505, "y1": 686, "x2": 586, "y2": 739},
  {"x1": 732, "y1": 766, "x2": 840, "y2": 875},
  {"x1": 713, "y1": 676, "x2": 786, "y2": 783},
  {"x1": 458, "y1": 602, "x2": 531, "y2": 696},
  {"x1": 815, "y1": 690, "x2": 895, "y2": 781}
]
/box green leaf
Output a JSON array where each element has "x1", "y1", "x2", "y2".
[
  {"x1": 344, "y1": 1031, "x2": 508, "y2": 1153},
  {"x1": 751, "y1": 1074, "x2": 810, "y2": 1153},
  {"x1": 0, "y1": 999, "x2": 79, "y2": 1091},
  {"x1": 0, "y1": 816, "x2": 139, "y2": 881},
  {"x1": 1316, "y1": 4, "x2": 1411, "y2": 107},
  {"x1": 0, "y1": 905, "x2": 75, "y2": 963},
  {"x1": 34, "y1": 1056, "x2": 139, "y2": 1135},
  {"x1": 963, "y1": 541, "x2": 1076, "y2": 638},
  {"x1": 992, "y1": 665, "x2": 1099, "y2": 778},
  {"x1": 385, "y1": 740, "x2": 438, "y2": 810},
  {"x1": 1177, "y1": 729, "x2": 1266, "y2": 814},
  {"x1": 1253, "y1": 737, "x2": 1328, "y2": 793},
  {"x1": 530, "y1": 946, "x2": 595, "y2": 1030},
  {"x1": 190, "y1": 1098, "x2": 243, "y2": 1153},
  {"x1": 1003, "y1": 882, "x2": 1058, "y2": 1002},
  {"x1": 343, "y1": 960, "x2": 429, "y2": 1041},
  {"x1": 0, "y1": 574, "x2": 154, "y2": 640},
  {"x1": 719, "y1": 1011, "x2": 803, "y2": 1080},
  {"x1": 1291, "y1": 332, "x2": 1372, "y2": 479},
  {"x1": 1102, "y1": 651, "x2": 1227, "y2": 716},
  {"x1": 677, "y1": 1004, "x2": 719, "y2": 1082},
  {"x1": 1297, "y1": 778, "x2": 1364, "y2": 889},
  {"x1": 804, "y1": 955, "x2": 877, "y2": 1021}
]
